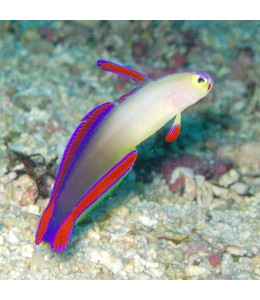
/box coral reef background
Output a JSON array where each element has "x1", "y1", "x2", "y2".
[{"x1": 0, "y1": 20, "x2": 259, "y2": 279}]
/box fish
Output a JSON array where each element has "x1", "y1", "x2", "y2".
[{"x1": 35, "y1": 59, "x2": 214, "y2": 252}]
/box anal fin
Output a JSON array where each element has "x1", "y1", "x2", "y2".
[{"x1": 74, "y1": 149, "x2": 137, "y2": 224}]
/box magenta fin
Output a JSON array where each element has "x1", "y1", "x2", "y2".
[
  {"x1": 50, "y1": 102, "x2": 115, "y2": 204},
  {"x1": 97, "y1": 59, "x2": 152, "y2": 82}
]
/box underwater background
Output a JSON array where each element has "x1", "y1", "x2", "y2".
[{"x1": 0, "y1": 20, "x2": 259, "y2": 279}]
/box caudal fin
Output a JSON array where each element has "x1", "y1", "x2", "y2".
[{"x1": 51, "y1": 213, "x2": 74, "y2": 252}]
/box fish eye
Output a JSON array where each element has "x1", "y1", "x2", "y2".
[
  {"x1": 193, "y1": 72, "x2": 208, "y2": 88},
  {"x1": 198, "y1": 77, "x2": 205, "y2": 84}
]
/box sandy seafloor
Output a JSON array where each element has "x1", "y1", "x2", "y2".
[{"x1": 0, "y1": 20, "x2": 259, "y2": 279}]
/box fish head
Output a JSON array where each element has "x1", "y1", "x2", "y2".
[{"x1": 167, "y1": 70, "x2": 214, "y2": 111}]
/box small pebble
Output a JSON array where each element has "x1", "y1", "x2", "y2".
[
  {"x1": 208, "y1": 255, "x2": 221, "y2": 267},
  {"x1": 183, "y1": 177, "x2": 196, "y2": 201},
  {"x1": 185, "y1": 265, "x2": 208, "y2": 277},
  {"x1": 0, "y1": 192, "x2": 8, "y2": 205},
  {"x1": 218, "y1": 169, "x2": 239, "y2": 187},
  {"x1": 254, "y1": 267, "x2": 260, "y2": 277},
  {"x1": 27, "y1": 204, "x2": 40, "y2": 215},
  {"x1": 139, "y1": 215, "x2": 157, "y2": 227},
  {"x1": 20, "y1": 244, "x2": 35, "y2": 258},
  {"x1": 226, "y1": 246, "x2": 247, "y2": 256},
  {"x1": 230, "y1": 182, "x2": 249, "y2": 195},
  {"x1": 87, "y1": 229, "x2": 101, "y2": 240},
  {"x1": 157, "y1": 232, "x2": 189, "y2": 244},
  {"x1": 2, "y1": 216, "x2": 19, "y2": 228},
  {"x1": 0, "y1": 255, "x2": 6, "y2": 265},
  {"x1": 170, "y1": 167, "x2": 194, "y2": 184},
  {"x1": 31, "y1": 254, "x2": 45, "y2": 266},
  {"x1": 8, "y1": 230, "x2": 19, "y2": 244},
  {"x1": 252, "y1": 256, "x2": 260, "y2": 266}
]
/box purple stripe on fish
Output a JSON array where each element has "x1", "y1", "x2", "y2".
[
  {"x1": 50, "y1": 102, "x2": 115, "y2": 204},
  {"x1": 118, "y1": 87, "x2": 140, "y2": 104}
]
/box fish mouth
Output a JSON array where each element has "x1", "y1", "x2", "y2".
[{"x1": 207, "y1": 73, "x2": 214, "y2": 90}]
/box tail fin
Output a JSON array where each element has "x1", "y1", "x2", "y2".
[{"x1": 51, "y1": 213, "x2": 74, "y2": 252}]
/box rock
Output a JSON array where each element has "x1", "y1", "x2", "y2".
[
  {"x1": 139, "y1": 215, "x2": 157, "y2": 227},
  {"x1": 0, "y1": 255, "x2": 6, "y2": 265},
  {"x1": 147, "y1": 248, "x2": 157, "y2": 260},
  {"x1": 226, "y1": 246, "x2": 247, "y2": 256},
  {"x1": 169, "y1": 167, "x2": 195, "y2": 194},
  {"x1": 117, "y1": 236, "x2": 138, "y2": 248},
  {"x1": 133, "y1": 254, "x2": 158, "y2": 273},
  {"x1": 87, "y1": 248, "x2": 122, "y2": 274},
  {"x1": 230, "y1": 182, "x2": 249, "y2": 195},
  {"x1": 87, "y1": 229, "x2": 101, "y2": 241},
  {"x1": 208, "y1": 255, "x2": 221, "y2": 267},
  {"x1": 196, "y1": 177, "x2": 214, "y2": 205},
  {"x1": 157, "y1": 232, "x2": 189, "y2": 244},
  {"x1": 0, "y1": 192, "x2": 8, "y2": 205},
  {"x1": 218, "y1": 169, "x2": 239, "y2": 187},
  {"x1": 183, "y1": 177, "x2": 196, "y2": 201},
  {"x1": 239, "y1": 231, "x2": 251, "y2": 240},
  {"x1": 254, "y1": 267, "x2": 260, "y2": 277},
  {"x1": 111, "y1": 259, "x2": 123, "y2": 274},
  {"x1": 27, "y1": 204, "x2": 40, "y2": 215},
  {"x1": 5, "y1": 174, "x2": 38, "y2": 204},
  {"x1": 252, "y1": 256, "x2": 260, "y2": 266},
  {"x1": 217, "y1": 143, "x2": 260, "y2": 175},
  {"x1": 2, "y1": 216, "x2": 19, "y2": 228},
  {"x1": 170, "y1": 167, "x2": 194, "y2": 184},
  {"x1": 212, "y1": 184, "x2": 229, "y2": 199},
  {"x1": 31, "y1": 253, "x2": 45, "y2": 266},
  {"x1": 20, "y1": 244, "x2": 35, "y2": 258},
  {"x1": 185, "y1": 265, "x2": 208, "y2": 277},
  {"x1": 8, "y1": 230, "x2": 19, "y2": 244}
]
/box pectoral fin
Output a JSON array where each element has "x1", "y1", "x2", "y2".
[
  {"x1": 74, "y1": 149, "x2": 137, "y2": 224},
  {"x1": 165, "y1": 113, "x2": 181, "y2": 143}
]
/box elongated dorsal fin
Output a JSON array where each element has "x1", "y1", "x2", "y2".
[
  {"x1": 50, "y1": 102, "x2": 115, "y2": 204},
  {"x1": 97, "y1": 59, "x2": 152, "y2": 82}
]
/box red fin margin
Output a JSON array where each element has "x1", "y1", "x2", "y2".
[
  {"x1": 35, "y1": 201, "x2": 55, "y2": 245},
  {"x1": 73, "y1": 150, "x2": 137, "y2": 222},
  {"x1": 165, "y1": 113, "x2": 181, "y2": 143},
  {"x1": 50, "y1": 102, "x2": 115, "y2": 204},
  {"x1": 97, "y1": 59, "x2": 151, "y2": 82},
  {"x1": 51, "y1": 213, "x2": 74, "y2": 252},
  {"x1": 165, "y1": 124, "x2": 181, "y2": 143},
  {"x1": 117, "y1": 87, "x2": 140, "y2": 104}
]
